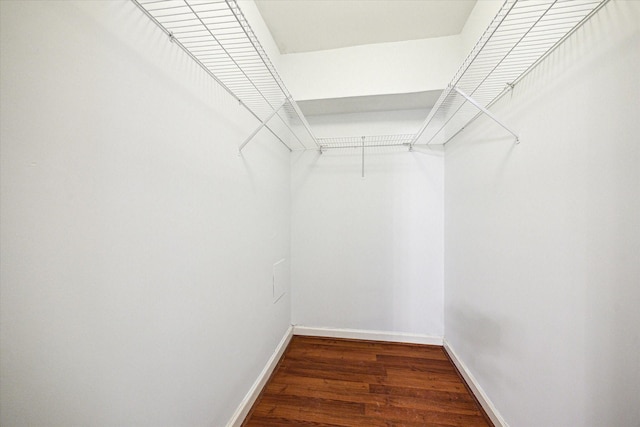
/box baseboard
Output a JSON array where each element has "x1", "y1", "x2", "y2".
[
  {"x1": 293, "y1": 325, "x2": 443, "y2": 346},
  {"x1": 443, "y1": 339, "x2": 508, "y2": 427},
  {"x1": 226, "y1": 325, "x2": 293, "y2": 427}
]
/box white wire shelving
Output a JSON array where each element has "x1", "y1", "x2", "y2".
[
  {"x1": 131, "y1": 0, "x2": 609, "y2": 154},
  {"x1": 131, "y1": 0, "x2": 319, "y2": 152},
  {"x1": 316, "y1": 135, "x2": 416, "y2": 177},
  {"x1": 411, "y1": 0, "x2": 609, "y2": 147},
  {"x1": 318, "y1": 134, "x2": 415, "y2": 151}
]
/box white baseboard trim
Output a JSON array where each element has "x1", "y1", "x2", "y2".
[
  {"x1": 293, "y1": 325, "x2": 443, "y2": 346},
  {"x1": 443, "y1": 339, "x2": 508, "y2": 427},
  {"x1": 226, "y1": 325, "x2": 293, "y2": 427}
]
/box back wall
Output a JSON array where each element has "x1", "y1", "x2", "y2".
[{"x1": 291, "y1": 110, "x2": 444, "y2": 339}]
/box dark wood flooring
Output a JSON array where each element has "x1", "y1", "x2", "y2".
[{"x1": 242, "y1": 335, "x2": 493, "y2": 427}]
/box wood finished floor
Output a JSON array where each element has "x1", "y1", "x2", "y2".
[{"x1": 242, "y1": 336, "x2": 493, "y2": 427}]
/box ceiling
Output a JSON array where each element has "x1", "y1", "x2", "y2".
[{"x1": 254, "y1": 0, "x2": 477, "y2": 54}]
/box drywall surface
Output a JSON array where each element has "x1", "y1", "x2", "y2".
[
  {"x1": 0, "y1": 1, "x2": 291, "y2": 426},
  {"x1": 280, "y1": 36, "x2": 462, "y2": 102},
  {"x1": 277, "y1": 0, "x2": 501, "y2": 104},
  {"x1": 444, "y1": 2, "x2": 640, "y2": 426},
  {"x1": 291, "y1": 110, "x2": 444, "y2": 337}
]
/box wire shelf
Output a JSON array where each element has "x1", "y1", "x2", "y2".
[
  {"x1": 317, "y1": 135, "x2": 417, "y2": 177},
  {"x1": 412, "y1": 0, "x2": 609, "y2": 146},
  {"x1": 132, "y1": 0, "x2": 609, "y2": 153},
  {"x1": 132, "y1": 0, "x2": 318, "y2": 150},
  {"x1": 318, "y1": 134, "x2": 415, "y2": 150}
]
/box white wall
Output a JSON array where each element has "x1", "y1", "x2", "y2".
[
  {"x1": 277, "y1": 0, "x2": 501, "y2": 104},
  {"x1": 280, "y1": 36, "x2": 462, "y2": 102},
  {"x1": 0, "y1": 1, "x2": 292, "y2": 426},
  {"x1": 444, "y1": 1, "x2": 640, "y2": 426},
  {"x1": 291, "y1": 111, "x2": 444, "y2": 338}
]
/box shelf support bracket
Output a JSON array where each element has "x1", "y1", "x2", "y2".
[
  {"x1": 452, "y1": 86, "x2": 519, "y2": 144},
  {"x1": 239, "y1": 98, "x2": 289, "y2": 153}
]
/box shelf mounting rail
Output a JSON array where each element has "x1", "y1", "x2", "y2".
[
  {"x1": 131, "y1": 0, "x2": 319, "y2": 152},
  {"x1": 411, "y1": 0, "x2": 610, "y2": 147}
]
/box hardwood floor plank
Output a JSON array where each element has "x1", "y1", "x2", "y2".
[
  {"x1": 365, "y1": 404, "x2": 491, "y2": 427},
  {"x1": 377, "y1": 368, "x2": 469, "y2": 393},
  {"x1": 375, "y1": 354, "x2": 460, "y2": 374},
  {"x1": 269, "y1": 375, "x2": 370, "y2": 394},
  {"x1": 241, "y1": 336, "x2": 492, "y2": 427},
  {"x1": 369, "y1": 384, "x2": 476, "y2": 404},
  {"x1": 290, "y1": 337, "x2": 447, "y2": 358},
  {"x1": 243, "y1": 416, "x2": 345, "y2": 427},
  {"x1": 286, "y1": 344, "x2": 379, "y2": 362},
  {"x1": 281, "y1": 357, "x2": 388, "y2": 376},
  {"x1": 266, "y1": 384, "x2": 484, "y2": 416}
]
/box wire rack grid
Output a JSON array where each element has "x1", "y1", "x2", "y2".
[
  {"x1": 132, "y1": 0, "x2": 609, "y2": 153},
  {"x1": 131, "y1": 0, "x2": 318, "y2": 151},
  {"x1": 412, "y1": 0, "x2": 609, "y2": 146},
  {"x1": 317, "y1": 134, "x2": 416, "y2": 151}
]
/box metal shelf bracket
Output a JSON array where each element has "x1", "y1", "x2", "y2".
[
  {"x1": 239, "y1": 98, "x2": 290, "y2": 153},
  {"x1": 452, "y1": 86, "x2": 519, "y2": 144}
]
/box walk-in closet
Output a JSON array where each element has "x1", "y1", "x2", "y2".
[{"x1": 1, "y1": 1, "x2": 638, "y2": 426}]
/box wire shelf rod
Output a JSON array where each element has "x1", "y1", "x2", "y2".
[
  {"x1": 223, "y1": 0, "x2": 319, "y2": 148},
  {"x1": 460, "y1": 1, "x2": 558, "y2": 99},
  {"x1": 135, "y1": 0, "x2": 607, "y2": 154},
  {"x1": 505, "y1": 0, "x2": 610, "y2": 90},
  {"x1": 223, "y1": 3, "x2": 286, "y2": 104},
  {"x1": 141, "y1": 0, "x2": 318, "y2": 149},
  {"x1": 319, "y1": 143, "x2": 413, "y2": 150},
  {"x1": 410, "y1": 0, "x2": 608, "y2": 147},
  {"x1": 180, "y1": 1, "x2": 279, "y2": 115},
  {"x1": 131, "y1": 0, "x2": 295, "y2": 149},
  {"x1": 409, "y1": 1, "x2": 517, "y2": 146}
]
